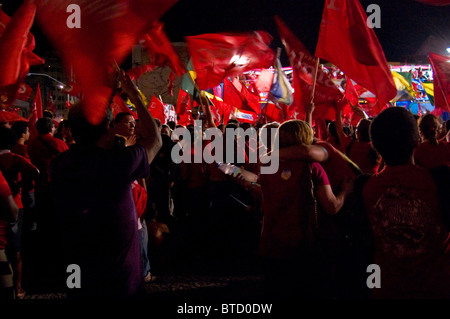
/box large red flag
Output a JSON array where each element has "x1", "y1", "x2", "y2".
[
  {"x1": 148, "y1": 95, "x2": 166, "y2": 124},
  {"x1": 275, "y1": 16, "x2": 343, "y2": 121},
  {"x1": 0, "y1": 0, "x2": 36, "y2": 87},
  {"x1": 315, "y1": 0, "x2": 396, "y2": 114},
  {"x1": 0, "y1": 1, "x2": 44, "y2": 108},
  {"x1": 186, "y1": 31, "x2": 275, "y2": 90},
  {"x1": 428, "y1": 52, "x2": 450, "y2": 112},
  {"x1": 140, "y1": 21, "x2": 186, "y2": 77},
  {"x1": 34, "y1": 0, "x2": 178, "y2": 125}
]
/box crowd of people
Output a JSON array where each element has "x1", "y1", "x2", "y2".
[{"x1": 1, "y1": 69, "x2": 450, "y2": 299}]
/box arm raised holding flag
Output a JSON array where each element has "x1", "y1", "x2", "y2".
[{"x1": 115, "y1": 68, "x2": 162, "y2": 164}]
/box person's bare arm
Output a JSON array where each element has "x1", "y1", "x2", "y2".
[
  {"x1": 0, "y1": 194, "x2": 18, "y2": 222},
  {"x1": 200, "y1": 92, "x2": 216, "y2": 129},
  {"x1": 316, "y1": 178, "x2": 353, "y2": 215},
  {"x1": 262, "y1": 144, "x2": 329, "y2": 163},
  {"x1": 117, "y1": 71, "x2": 162, "y2": 164},
  {"x1": 305, "y1": 102, "x2": 315, "y2": 127}
]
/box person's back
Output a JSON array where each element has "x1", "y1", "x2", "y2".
[
  {"x1": 50, "y1": 70, "x2": 161, "y2": 298},
  {"x1": 414, "y1": 114, "x2": 450, "y2": 169},
  {"x1": 28, "y1": 117, "x2": 68, "y2": 188},
  {"x1": 362, "y1": 107, "x2": 450, "y2": 299},
  {"x1": 345, "y1": 119, "x2": 380, "y2": 174}
]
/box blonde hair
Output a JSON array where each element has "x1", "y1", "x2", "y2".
[{"x1": 276, "y1": 119, "x2": 314, "y2": 148}]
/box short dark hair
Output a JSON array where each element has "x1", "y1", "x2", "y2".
[
  {"x1": 154, "y1": 118, "x2": 162, "y2": 128},
  {"x1": 68, "y1": 103, "x2": 113, "y2": 145},
  {"x1": 114, "y1": 112, "x2": 133, "y2": 124},
  {"x1": 11, "y1": 121, "x2": 29, "y2": 137},
  {"x1": 0, "y1": 126, "x2": 18, "y2": 150},
  {"x1": 370, "y1": 107, "x2": 419, "y2": 166},
  {"x1": 36, "y1": 117, "x2": 55, "y2": 134},
  {"x1": 356, "y1": 118, "x2": 371, "y2": 142}
]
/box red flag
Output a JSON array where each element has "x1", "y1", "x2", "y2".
[
  {"x1": 148, "y1": 95, "x2": 166, "y2": 124},
  {"x1": 17, "y1": 83, "x2": 33, "y2": 101},
  {"x1": 110, "y1": 94, "x2": 133, "y2": 118},
  {"x1": 176, "y1": 88, "x2": 191, "y2": 116},
  {"x1": 35, "y1": 0, "x2": 178, "y2": 125},
  {"x1": 126, "y1": 64, "x2": 157, "y2": 81},
  {"x1": 428, "y1": 52, "x2": 450, "y2": 112},
  {"x1": 275, "y1": 16, "x2": 343, "y2": 121},
  {"x1": 0, "y1": 0, "x2": 36, "y2": 87},
  {"x1": 186, "y1": 31, "x2": 275, "y2": 90},
  {"x1": 315, "y1": 0, "x2": 396, "y2": 114},
  {"x1": 140, "y1": 21, "x2": 186, "y2": 76},
  {"x1": 0, "y1": 2, "x2": 44, "y2": 108},
  {"x1": 264, "y1": 102, "x2": 284, "y2": 123}
]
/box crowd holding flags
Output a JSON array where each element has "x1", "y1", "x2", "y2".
[{"x1": 0, "y1": 0, "x2": 449, "y2": 129}]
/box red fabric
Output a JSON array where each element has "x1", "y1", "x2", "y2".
[
  {"x1": 263, "y1": 102, "x2": 284, "y2": 123},
  {"x1": 0, "y1": 152, "x2": 38, "y2": 209},
  {"x1": 126, "y1": 63, "x2": 157, "y2": 81},
  {"x1": 131, "y1": 180, "x2": 147, "y2": 218},
  {"x1": 346, "y1": 140, "x2": 380, "y2": 174},
  {"x1": 256, "y1": 69, "x2": 274, "y2": 93},
  {"x1": 176, "y1": 88, "x2": 191, "y2": 116},
  {"x1": 0, "y1": 170, "x2": 11, "y2": 249},
  {"x1": 0, "y1": 1, "x2": 37, "y2": 87},
  {"x1": 28, "y1": 133, "x2": 69, "y2": 185},
  {"x1": 362, "y1": 164, "x2": 450, "y2": 298},
  {"x1": 428, "y1": 52, "x2": 450, "y2": 112},
  {"x1": 315, "y1": 140, "x2": 359, "y2": 191},
  {"x1": 414, "y1": 141, "x2": 450, "y2": 169},
  {"x1": 11, "y1": 144, "x2": 30, "y2": 161},
  {"x1": 315, "y1": 0, "x2": 396, "y2": 114},
  {"x1": 186, "y1": 31, "x2": 275, "y2": 90},
  {"x1": 258, "y1": 161, "x2": 329, "y2": 260},
  {"x1": 274, "y1": 16, "x2": 343, "y2": 121},
  {"x1": 141, "y1": 21, "x2": 186, "y2": 77},
  {"x1": 148, "y1": 95, "x2": 166, "y2": 124},
  {"x1": 110, "y1": 95, "x2": 134, "y2": 118},
  {"x1": 34, "y1": 0, "x2": 178, "y2": 125},
  {"x1": 223, "y1": 78, "x2": 261, "y2": 115},
  {"x1": 0, "y1": 2, "x2": 44, "y2": 108}
]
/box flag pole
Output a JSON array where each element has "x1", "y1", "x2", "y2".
[{"x1": 310, "y1": 57, "x2": 320, "y2": 104}]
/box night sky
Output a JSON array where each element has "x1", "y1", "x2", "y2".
[{"x1": 1, "y1": 0, "x2": 449, "y2": 64}]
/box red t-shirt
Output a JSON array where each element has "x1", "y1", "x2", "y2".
[
  {"x1": 362, "y1": 164, "x2": 450, "y2": 298},
  {"x1": 131, "y1": 180, "x2": 147, "y2": 218},
  {"x1": 258, "y1": 160, "x2": 329, "y2": 260},
  {"x1": 28, "y1": 133, "x2": 69, "y2": 186},
  {"x1": 346, "y1": 140, "x2": 380, "y2": 174},
  {"x1": 315, "y1": 140, "x2": 360, "y2": 192},
  {"x1": 414, "y1": 141, "x2": 450, "y2": 169},
  {"x1": 11, "y1": 143, "x2": 30, "y2": 160},
  {"x1": 0, "y1": 151, "x2": 39, "y2": 208},
  {"x1": 0, "y1": 170, "x2": 12, "y2": 249}
]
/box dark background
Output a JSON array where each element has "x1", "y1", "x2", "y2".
[{"x1": 1, "y1": 0, "x2": 449, "y2": 64}]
